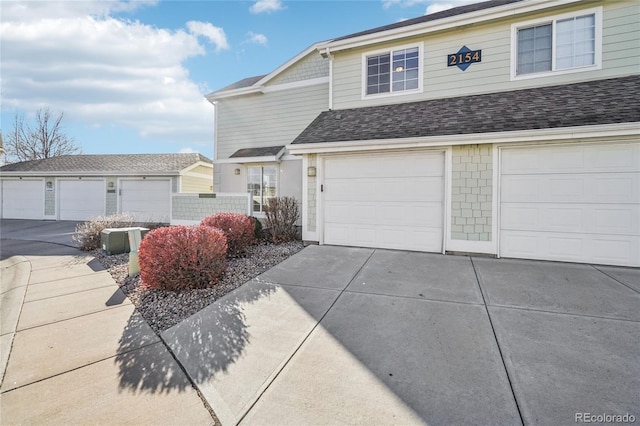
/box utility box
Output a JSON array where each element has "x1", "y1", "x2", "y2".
[{"x1": 101, "y1": 227, "x2": 149, "y2": 255}]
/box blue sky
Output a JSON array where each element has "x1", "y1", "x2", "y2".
[{"x1": 1, "y1": 0, "x2": 481, "y2": 160}]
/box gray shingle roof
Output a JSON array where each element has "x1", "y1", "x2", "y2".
[
  {"x1": 0, "y1": 153, "x2": 212, "y2": 173},
  {"x1": 292, "y1": 76, "x2": 640, "y2": 145},
  {"x1": 334, "y1": 0, "x2": 523, "y2": 42},
  {"x1": 229, "y1": 145, "x2": 285, "y2": 158}
]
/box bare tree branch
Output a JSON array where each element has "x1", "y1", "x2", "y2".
[{"x1": 4, "y1": 107, "x2": 81, "y2": 163}]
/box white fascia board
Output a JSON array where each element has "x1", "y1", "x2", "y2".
[
  {"x1": 255, "y1": 42, "x2": 328, "y2": 86},
  {"x1": 287, "y1": 123, "x2": 640, "y2": 155},
  {"x1": 317, "y1": 0, "x2": 582, "y2": 53},
  {"x1": 0, "y1": 171, "x2": 180, "y2": 177},
  {"x1": 262, "y1": 77, "x2": 329, "y2": 93},
  {"x1": 206, "y1": 86, "x2": 262, "y2": 101}
]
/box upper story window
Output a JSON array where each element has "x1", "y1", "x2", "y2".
[
  {"x1": 363, "y1": 43, "x2": 423, "y2": 98},
  {"x1": 511, "y1": 7, "x2": 602, "y2": 80}
]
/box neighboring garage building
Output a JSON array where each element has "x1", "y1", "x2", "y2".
[{"x1": 0, "y1": 153, "x2": 213, "y2": 222}]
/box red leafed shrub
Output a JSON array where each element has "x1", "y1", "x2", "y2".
[
  {"x1": 138, "y1": 225, "x2": 227, "y2": 291},
  {"x1": 201, "y1": 213, "x2": 255, "y2": 257}
]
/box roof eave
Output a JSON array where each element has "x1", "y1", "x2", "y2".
[
  {"x1": 317, "y1": 0, "x2": 582, "y2": 53},
  {"x1": 287, "y1": 122, "x2": 640, "y2": 155},
  {"x1": 0, "y1": 170, "x2": 183, "y2": 177}
]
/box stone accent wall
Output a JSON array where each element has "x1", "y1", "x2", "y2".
[
  {"x1": 267, "y1": 53, "x2": 329, "y2": 86},
  {"x1": 45, "y1": 179, "x2": 55, "y2": 216},
  {"x1": 171, "y1": 194, "x2": 250, "y2": 224},
  {"x1": 451, "y1": 144, "x2": 493, "y2": 241},
  {"x1": 106, "y1": 177, "x2": 117, "y2": 215},
  {"x1": 307, "y1": 155, "x2": 317, "y2": 232}
]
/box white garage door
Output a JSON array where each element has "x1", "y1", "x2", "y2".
[
  {"x1": 1, "y1": 179, "x2": 44, "y2": 219},
  {"x1": 120, "y1": 179, "x2": 171, "y2": 223},
  {"x1": 59, "y1": 179, "x2": 105, "y2": 220},
  {"x1": 500, "y1": 142, "x2": 640, "y2": 267},
  {"x1": 323, "y1": 151, "x2": 444, "y2": 252}
]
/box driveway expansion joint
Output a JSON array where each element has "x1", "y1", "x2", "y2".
[
  {"x1": 487, "y1": 303, "x2": 640, "y2": 323},
  {"x1": 470, "y1": 256, "x2": 526, "y2": 426},
  {"x1": 591, "y1": 264, "x2": 640, "y2": 294}
]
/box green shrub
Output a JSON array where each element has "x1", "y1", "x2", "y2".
[
  {"x1": 138, "y1": 225, "x2": 227, "y2": 291},
  {"x1": 73, "y1": 212, "x2": 135, "y2": 251},
  {"x1": 253, "y1": 217, "x2": 264, "y2": 240},
  {"x1": 201, "y1": 213, "x2": 254, "y2": 257},
  {"x1": 264, "y1": 197, "x2": 300, "y2": 242}
]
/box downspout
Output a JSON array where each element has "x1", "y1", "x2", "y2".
[{"x1": 326, "y1": 47, "x2": 333, "y2": 110}]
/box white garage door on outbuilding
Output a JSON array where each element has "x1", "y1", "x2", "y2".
[
  {"x1": 1, "y1": 179, "x2": 44, "y2": 220},
  {"x1": 58, "y1": 179, "x2": 105, "y2": 221},
  {"x1": 323, "y1": 151, "x2": 444, "y2": 252},
  {"x1": 500, "y1": 142, "x2": 640, "y2": 267},
  {"x1": 120, "y1": 179, "x2": 171, "y2": 223}
]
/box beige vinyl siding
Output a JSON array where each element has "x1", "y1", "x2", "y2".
[
  {"x1": 332, "y1": 0, "x2": 639, "y2": 110},
  {"x1": 181, "y1": 165, "x2": 213, "y2": 193},
  {"x1": 266, "y1": 52, "x2": 329, "y2": 86},
  {"x1": 216, "y1": 83, "x2": 328, "y2": 159}
]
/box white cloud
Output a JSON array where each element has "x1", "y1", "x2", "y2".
[
  {"x1": 247, "y1": 32, "x2": 268, "y2": 46},
  {"x1": 425, "y1": 0, "x2": 484, "y2": 15},
  {"x1": 249, "y1": 0, "x2": 284, "y2": 14},
  {"x1": 382, "y1": 0, "x2": 428, "y2": 9},
  {"x1": 0, "y1": 1, "x2": 219, "y2": 148},
  {"x1": 178, "y1": 147, "x2": 197, "y2": 153},
  {"x1": 187, "y1": 21, "x2": 229, "y2": 52}
]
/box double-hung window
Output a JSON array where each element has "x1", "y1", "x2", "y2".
[
  {"x1": 247, "y1": 166, "x2": 276, "y2": 213},
  {"x1": 512, "y1": 7, "x2": 601, "y2": 79},
  {"x1": 364, "y1": 44, "x2": 422, "y2": 97}
]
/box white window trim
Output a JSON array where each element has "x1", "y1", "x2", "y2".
[
  {"x1": 361, "y1": 41, "x2": 424, "y2": 100},
  {"x1": 247, "y1": 164, "x2": 278, "y2": 216},
  {"x1": 510, "y1": 6, "x2": 602, "y2": 81}
]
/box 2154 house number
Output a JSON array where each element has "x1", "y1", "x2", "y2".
[{"x1": 448, "y1": 49, "x2": 481, "y2": 67}]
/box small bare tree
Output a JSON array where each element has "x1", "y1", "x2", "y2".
[{"x1": 5, "y1": 107, "x2": 81, "y2": 163}]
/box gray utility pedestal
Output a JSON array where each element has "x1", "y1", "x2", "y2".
[{"x1": 101, "y1": 227, "x2": 149, "y2": 255}]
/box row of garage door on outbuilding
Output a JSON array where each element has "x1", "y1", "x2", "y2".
[
  {"x1": 0, "y1": 153, "x2": 214, "y2": 223},
  {"x1": 1, "y1": 178, "x2": 172, "y2": 222}
]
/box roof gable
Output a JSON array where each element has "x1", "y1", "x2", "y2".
[{"x1": 334, "y1": 0, "x2": 523, "y2": 42}]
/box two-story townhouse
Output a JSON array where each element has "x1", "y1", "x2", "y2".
[
  {"x1": 208, "y1": 0, "x2": 639, "y2": 267},
  {"x1": 287, "y1": 0, "x2": 639, "y2": 267},
  {"x1": 206, "y1": 43, "x2": 329, "y2": 216}
]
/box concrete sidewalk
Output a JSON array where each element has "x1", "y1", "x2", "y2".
[
  {"x1": 163, "y1": 245, "x2": 640, "y2": 426},
  {"x1": 0, "y1": 236, "x2": 214, "y2": 425}
]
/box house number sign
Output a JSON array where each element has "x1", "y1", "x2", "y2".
[{"x1": 447, "y1": 45, "x2": 481, "y2": 71}]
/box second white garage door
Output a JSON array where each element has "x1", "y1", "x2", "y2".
[
  {"x1": 120, "y1": 179, "x2": 171, "y2": 223},
  {"x1": 59, "y1": 179, "x2": 105, "y2": 220},
  {"x1": 323, "y1": 151, "x2": 444, "y2": 252},
  {"x1": 500, "y1": 142, "x2": 640, "y2": 267}
]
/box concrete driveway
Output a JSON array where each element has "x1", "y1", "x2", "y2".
[
  {"x1": 162, "y1": 245, "x2": 640, "y2": 426},
  {"x1": 2, "y1": 220, "x2": 639, "y2": 425}
]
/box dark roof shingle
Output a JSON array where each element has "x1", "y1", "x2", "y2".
[
  {"x1": 211, "y1": 75, "x2": 267, "y2": 95},
  {"x1": 0, "y1": 153, "x2": 212, "y2": 173},
  {"x1": 229, "y1": 145, "x2": 285, "y2": 158},
  {"x1": 292, "y1": 76, "x2": 640, "y2": 145}
]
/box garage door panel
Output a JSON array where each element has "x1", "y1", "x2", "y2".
[
  {"x1": 324, "y1": 151, "x2": 444, "y2": 253},
  {"x1": 501, "y1": 230, "x2": 639, "y2": 267},
  {"x1": 500, "y1": 142, "x2": 640, "y2": 267},
  {"x1": 1, "y1": 180, "x2": 44, "y2": 219},
  {"x1": 501, "y1": 203, "x2": 639, "y2": 235},
  {"x1": 502, "y1": 143, "x2": 640, "y2": 174},
  {"x1": 326, "y1": 177, "x2": 443, "y2": 202},
  {"x1": 325, "y1": 153, "x2": 444, "y2": 179},
  {"x1": 59, "y1": 180, "x2": 105, "y2": 220},
  {"x1": 502, "y1": 173, "x2": 639, "y2": 203}
]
